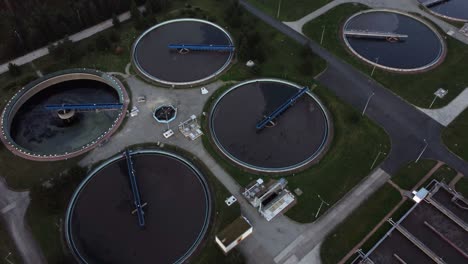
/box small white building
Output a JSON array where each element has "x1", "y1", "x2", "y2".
[
  {"x1": 412, "y1": 188, "x2": 429, "y2": 203},
  {"x1": 215, "y1": 216, "x2": 253, "y2": 254},
  {"x1": 243, "y1": 178, "x2": 296, "y2": 221}
]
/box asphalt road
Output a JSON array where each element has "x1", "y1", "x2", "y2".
[
  {"x1": 0, "y1": 178, "x2": 45, "y2": 264},
  {"x1": 239, "y1": 0, "x2": 468, "y2": 177}
]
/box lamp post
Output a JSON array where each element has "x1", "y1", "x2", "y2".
[
  {"x1": 362, "y1": 92, "x2": 375, "y2": 116},
  {"x1": 320, "y1": 26, "x2": 326, "y2": 45},
  {"x1": 277, "y1": 0, "x2": 282, "y2": 19},
  {"x1": 315, "y1": 194, "x2": 329, "y2": 218},
  {"x1": 371, "y1": 57, "x2": 379, "y2": 77},
  {"x1": 5, "y1": 252, "x2": 13, "y2": 264},
  {"x1": 415, "y1": 139, "x2": 428, "y2": 163}
]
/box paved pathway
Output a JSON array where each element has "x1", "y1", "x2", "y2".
[
  {"x1": 283, "y1": 0, "x2": 352, "y2": 32},
  {"x1": 0, "y1": 178, "x2": 45, "y2": 264},
  {"x1": 239, "y1": 0, "x2": 468, "y2": 263},
  {"x1": 77, "y1": 76, "x2": 394, "y2": 264},
  {"x1": 337, "y1": 196, "x2": 407, "y2": 264},
  {"x1": 449, "y1": 172, "x2": 464, "y2": 188},
  {"x1": 0, "y1": 7, "x2": 144, "y2": 74},
  {"x1": 79, "y1": 76, "x2": 307, "y2": 263},
  {"x1": 418, "y1": 88, "x2": 468, "y2": 126},
  {"x1": 274, "y1": 169, "x2": 390, "y2": 264},
  {"x1": 283, "y1": 0, "x2": 468, "y2": 45},
  {"x1": 414, "y1": 161, "x2": 444, "y2": 190}
]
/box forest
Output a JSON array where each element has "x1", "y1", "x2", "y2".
[{"x1": 0, "y1": 0, "x2": 169, "y2": 63}]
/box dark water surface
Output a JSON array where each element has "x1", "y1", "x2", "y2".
[
  {"x1": 345, "y1": 11, "x2": 443, "y2": 70},
  {"x1": 10, "y1": 80, "x2": 119, "y2": 154},
  {"x1": 420, "y1": 0, "x2": 468, "y2": 21},
  {"x1": 211, "y1": 81, "x2": 329, "y2": 170},
  {"x1": 69, "y1": 153, "x2": 210, "y2": 264},
  {"x1": 134, "y1": 20, "x2": 232, "y2": 83}
]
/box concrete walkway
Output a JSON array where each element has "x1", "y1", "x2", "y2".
[
  {"x1": 78, "y1": 77, "x2": 307, "y2": 264},
  {"x1": 0, "y1": 178, "x2": 45, "y2": 264},
  {"x1": 0, "y1": 7, "x2": 144, "y2": 75},
  {"x1": 283, "y1": 0, "x2": 468, "y2": 45},
  {"x1": 273, "y1": 168, "x2": 390, "y2": 264},
  {"x1": 76, "y1": 77, "x2": 395, "y2": 264},
  {"x1": 283, "y1": 0, "x2": 351, "y2": 33},
  {"x1": 418, "y1": 88, "x2": 468, "y2": 126},
  {"x1": 449, "y1": 172, "x2": 464, "y2": 188}
]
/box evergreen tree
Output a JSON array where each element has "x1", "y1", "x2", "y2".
[
  {"x1": 8, "y1": 63, "x2": 21, "y2": 77},
  {"x1": 112, "y1": 13, "x2": 121, "y2": 28}
]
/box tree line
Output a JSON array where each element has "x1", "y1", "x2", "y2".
[{"x1": 0, "y1": 0, "x2": 169, "y2": 63}]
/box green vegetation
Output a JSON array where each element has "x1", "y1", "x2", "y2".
[
  {"x1": 285, "y1": 86, "x2": 390, "y2": 222},
  {"x1": 26, "y1": 143, "x2": 244, "y2": 264},
  {"x1": 0, "y1": 0, "x2": 149, "y2": 63},
  {"x1": 391, "y1": 160, "x2": 437, "y2": 190},
  {"x1": 27, "y1": 166, "x2": 87, "y2": 263},
  {"x1": 34, "y1": 22, "x2": 139, "y2": 75},
  {"x1": 221, "y1": 1, "x2": 326, "y2": 82},
  {"x1": 303, "y1": 3, "x2": 468, "y2": 108},
  {"x1": 424, "y1": 164, "x2": 458, "y2": 186},
  {"x1": 7, "y1": 63, "x2": 21, "y2": 76},
  {"x1": 202, "y1": 82, "x2": 390, "y2": 223},
  {"x1": 392, "y1": 160, "x2": 458, "y2": 190},
  {"x1": 0, "y1": 221, "x2": 21, "y2": 264},
  {"x1": 455, "y1": 177, "x2": 468, "y2": 197},
  {"x1": 320, "y1": 183, "x2": 402, "y2": 264},
  {"x1": 248, "y1": 0, "x2": 332, "y2": 21},
  {"x1": 0, "y1": 145, "x2": 82, "y2": 189},
  {"x1": 443, "y1": 109, "x2": 468, "y2": 162}
]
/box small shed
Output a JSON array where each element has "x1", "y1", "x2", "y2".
[{"x1": 215, "y1": 216, "x2": 253, "y2": 254}]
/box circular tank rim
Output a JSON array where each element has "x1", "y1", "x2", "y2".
[
  {"x1": 0, "y1": 68, "x2": 129, "y2": 161},
  {"x1": 131, "y1": 18, "x2": 235, "y2": 87},
  {"x1": 209, "y1": 78, "x2": 332, "y2": 173},
  {"x1": 153, "y1": 105, "x2": 177, "y2": 124},
  {"x1": 64, "y1": 149, "x2": 212, "y2": 264},
  {"x1": 418, "y1": 1, "x2": 468, "y2": 23},
  {"x1": 342, "y1": 9, "x2": 447, "y2": 73}
]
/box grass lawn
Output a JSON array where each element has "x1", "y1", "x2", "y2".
[
  {"x1": 455, "y1": 177, "x2": 468, "y2": 197},
  {"x1": 0, "y1": 144, "x2": 83, "y2": 189},
  {"x1": 247, "y1": 0, "x2": 333, "y2": 21},
  {"x1": 0, "y1": 221, "x2": 21, "y2": 264},
  {"x1": 443, "y1": 109, "x2": 468, "y2": 162},
  {"x1": 303, "y1": 3, "x2": 468, "y2": 108},
  {"x1": 423, "y1": 163, "x2": 458, "y2": 186},
  {"x1": 392, "y1": 160, "x2": 458, "y2": 191},
  {"x1": 391, "y1": 160, "x2": 437, "y2": 190},
  {"x1": 26, "y1": 143, "x2": 245, "y2": 264},
  {"x1": 319, "y1": 183, "x2": 402, "y2": 264},
  {"x1": 203, "y1": 82, "x2": 390, "y2": 223},
  {"x1": 0, "y1": 0, "x2": 324, "y2": 188}
]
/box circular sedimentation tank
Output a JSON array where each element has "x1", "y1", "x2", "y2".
[
  {"x1": 132, "y1": 18, "x2": 234, "y2": 87},
  {"x1": 209, "y1": 79, "x2": 332, "y2": 173},
  {"x1": 418, "y1": 0, "x2": 468, "y2": 22},
  {"x1": 342, "y1": 9, "x2": 446, "y2": 72},
  {"x1": 0, "y1": 69, "x2": 128, "y2": 161},
  {"x1": 65, "y1": 150, "x2": 212, "y2": 264}
]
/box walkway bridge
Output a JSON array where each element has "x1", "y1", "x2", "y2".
[
  {"x1": 256, "y1": 87, "x2": 309, "y2": 130},
  {"x1": 45, "y1": 103, "x2": 123, "y2": 111},
  {"x1": 344, "y1": 30, "x2": 408, "y2": 41},
  {"x1": 422, "y1": 0, "x2": 450, "y2": 8},
  {"x1": 124, "y1": 150, "x2": 146, "y2": 228},
  {"x1": 168, "y1": 44, "x2": 235, "y2": 52}
]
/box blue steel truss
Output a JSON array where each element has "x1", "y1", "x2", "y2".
[
  {"x1": 124, "y1": 150, "x2": 145, "y2": 228},
  {"x1": 45, "y1": 103, "x2": 123, "y2": 111},
  {"x1": 256, "y1": 87, "x2": 309, "y2": 130},
  {"x1": 168, "y1": 44, "x2": 235, "y2": 52}
]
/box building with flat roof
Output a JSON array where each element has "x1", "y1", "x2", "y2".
[{"x1": 215, "y1": 216, "x2": 253, "y2": 254}]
